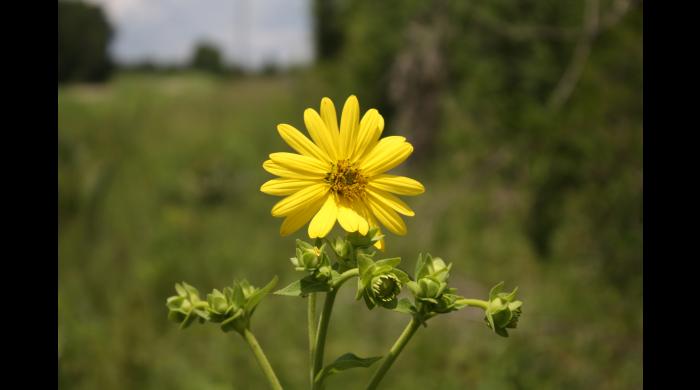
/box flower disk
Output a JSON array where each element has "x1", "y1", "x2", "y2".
[{"x1": 261, "y1": 96, "x2": 425, "y2": 247}]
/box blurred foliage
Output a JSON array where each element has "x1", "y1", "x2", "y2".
[
  {"x1": 59, "y1": 0, "x2": 641, "y2": 388},
  {"x1": 190, "y1": 42, "x2": 226, "y2": 75},
  {"x1": 313, "y1": 0, "x2": 347, "y2": 61},
  {"x1": 58, "y1": 0, "x2": 114, "y2": 83}
]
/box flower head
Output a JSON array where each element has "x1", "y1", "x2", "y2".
[{"x1": 261, "y1": 96, "x2": 424, "y2": 248}]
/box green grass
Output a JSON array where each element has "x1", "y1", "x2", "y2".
[{"x1": 59, "y1": 72, "x2": 642, "y2": 389}]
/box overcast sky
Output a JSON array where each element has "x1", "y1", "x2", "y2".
[{"x1": 86, "y1": 0, "x2": 314, "y2": 69}]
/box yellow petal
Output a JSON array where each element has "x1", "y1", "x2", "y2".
[
  {"x1": 277, "y1": 124, "x2": 331, "y2": 163},
  {"x1": 304, "y1": 108, "x2": 338, "y2": 160},
  {"x1": 368, "y1": 174, "x2": 425, "y2": 196},
  {"x1": 366, "y1": 188, "x2": 415, "y2": 216},
  {"x1": 280, "y1": 196, "x2": 326, "y2": 236},
  {"x1": 354, "y1": 201, "x2": 371, "y2": 235},
  {"x1": 271, "y1": 183, "x2": 329, "y2": 217},
  {"x1": 269, "y1": 152, "x2": 329, "y2": 175},
  {"x1": 263, "y1": 160, "x2": 325, "y2": 180},
  {"x1": 320, "y1": 98, "x2": 340, "y2": 138},
  {"x1": 338, "y1": 95, "x2": 360, "y2": 159},
  {"x1": 365, "y1": 195, "x2": 407, "y2": 235},
  {"x1": 351, "y1": 109, "x2": 381, "y2": 162},
  {"x1": 359, "y1": 137, "x2": 413, "y2": 177},
  {"x1": 336, "y1": 200, "x2": 369, "y2": 234},
  {"x1": 308, "y1": 195, "x2": 338, "y2": 238},
  {"x1": 260, "y1": 178, "x2": 316, "y2": 196}
]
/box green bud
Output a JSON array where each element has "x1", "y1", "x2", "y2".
[
  {"x1": 415, "y1": 253, "x2": 452, "y2": 282},
  {"x1": 347, "y1": 227, "x2": 383, "y2": 249},
  {"x1": 484, "y1": 283, "x2": 523, "y2": 337},
  {"x1": 331, "y1": 236, "x2": 352, "y2": 259},
  {"x1": 166, "y1": 282, "x2": 209, "y2": 329},
  {"x1": 291, "y1": 240, "x2": 330, "y2": 273},
  {"x1": 206, "y1": 289, "x2": 232, "y2": 323},
  {"x1": 356, "y1": 255, "x2": 408, "y2": 310},
  {"x1": 370, "y1": 274, "x2": 402, "y2": 303}
]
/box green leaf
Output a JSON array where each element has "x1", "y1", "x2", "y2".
[
  {"x1": 273, "y1": 275, "x2": 330, "y2": 296},
  {"x1": 244, "y1": 276, "x2": 278, "y2": 313},
  {"x1": 374, "y1": 257, "x2": 401, "y2": 269},
  {"x1": 175, "y1": 283, "x2": 187, "y2": 297},
  {"x1": 357, "y1": 253, "x2": 375, "y2": 282},
  {"x1": 489, "y1": 281, "x2": 505, "y2": 301},
  {"x1": 232, "y1": 283, "x2": 245, "y2": 308},
  {"x1": 315, "y1": 353, "x2": 383, "y2": 385},
  {"x1": 390, "y1": 268, "x2": 410, "y2": 284},
  {"x1": 393, "y1": 298, "x2": 415, "y2": 314}
]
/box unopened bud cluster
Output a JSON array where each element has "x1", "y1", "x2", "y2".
[{"x1": 166, "y1": 277, "x2": 278, "y2": 334}]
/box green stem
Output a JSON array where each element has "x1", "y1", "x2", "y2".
[
  {"x1": 307, "y1": 293, "x2": 317, "y2": 387},
  {"x1": 366, "y1": 317, "x2": 421, "y2": 390},
  {"x1": 331, "y1": 268, "x2": 359, "y2": 289},
  {"x1": 242, "y1": 328, "x2": 284, "y2": 390},
  {"x1": 457, "y1": 298, "x2": 489, "y2": 310},
  {"x1": 311, "y1": 289, "x2": 338, "y2": 389}
]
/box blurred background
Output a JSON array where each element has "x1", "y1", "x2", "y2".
[{"x1": 58, "y1": 0, "x2": 642, "y2": 389}]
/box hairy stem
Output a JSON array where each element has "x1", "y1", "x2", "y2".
[
  {"x1": 242, "y1": 328, "x2": 284, "y2": 390},
  {"x1": 311, "y1": 289, "x2": 338, "y2": 389},
  {"x1": 331, "y1": 268, "x2": 359, "y2": 289},
  {"x1": 366, "y1": 317, "x2": 421, "y2": 390},
  {"x1": 307, "y1": 293, "x2": 317, "y2": 387}
]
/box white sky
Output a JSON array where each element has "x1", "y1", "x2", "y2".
[{"x1": 86, "y1": 0, "x2": 314, "y2": 70}]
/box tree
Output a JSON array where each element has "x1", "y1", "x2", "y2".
[
  {"x1": 190, "y1": 42, "x2": 224, "y2": 75},
  {"x1": 58, "y1": 0, "x2": 114, "y2": 83}
]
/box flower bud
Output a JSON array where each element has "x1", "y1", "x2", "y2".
[
  {"x1": 291, "y1": 240, "x2": 330, "y2": 272},
  {"x1": 414, "y1": 253, "x2": 452, "y2": 283},
  {"x1": 347, "y1": 227, "x2": 383, "y2": 249},
  {"x1": 206, "y1": 289, "x2": 231, "y2": 322},
  {"x1": 370, "y1": 274, "x2": 402, "y2": 303},
  {"x1": 484, "y1": 283, "x2": 523, "y2": 337},
  {"x1": 331, "y1": 236, "x2": 352, "y2": 259},
  {"x1": 356, "y1": 254, "x2": 408, "y2": 309},
  {"x1": 166, "y1": 282, "x2": 209, "y2": 329}
]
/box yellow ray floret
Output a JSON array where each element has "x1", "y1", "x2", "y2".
[{"x1": 260, "y1": 95, "x2": 425, "y2": 247}]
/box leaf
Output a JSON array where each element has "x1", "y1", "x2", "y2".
[
  {"x1": 232, "y1": 283, "x2": 245, "y2": 307},
  {"x1": 374, "y1": 257, "x2": 401, "y2": 269},
  {"x1": 393, "y1": 298, "x2": 415, "y2": 314},
  {"x1": 244, "y1": 276, "x2": 278, "y2": 313},
  {"x1": 357, "y1": 253, "x2": 375, "y2": 283},
  {"x1": 315, "y1": 353, "x2": 383, "y2": 385},
  {"x1": 273, "y1": 275, "x2": 330, "y2": 296},
  {"x1": 489, "y1": 281, "x2": 505, "y2": 301},
  {"x1": 390, "y1": 268, "x2": 410, "y2": 284}
]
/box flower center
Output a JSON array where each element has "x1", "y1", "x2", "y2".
[
  {"x1": 371, "y1": 274, "x2": 402, "y2": 302},
  {"x1": 325, "y1": 159, "x2": 367, "y2": 201}
]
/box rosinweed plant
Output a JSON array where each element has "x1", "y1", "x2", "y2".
[{"x1": 166, "y1": 96, "x2": 524, "y2": 389}]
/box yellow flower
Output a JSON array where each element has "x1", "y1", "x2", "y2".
[{"x1": 260, "y1": 96, "x2": 424, "y2": 248}]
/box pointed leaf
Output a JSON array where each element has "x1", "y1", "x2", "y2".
[
  {"x1": 374, "y1": 257, "x2": 401, "y2": 269},
  {"x1": 274, "y1": 275, "x2": 330, "y2": 296},
  {"x1": 489, "y1": 281, "x2": 505, "y2": 301},
  {"x1": 315, "y1": 353, "x2": 383, "y2": 385},
  {"x1": 244, "y1": 276, "x2": 279, "y2": 313},
  {"x1": 393, "y1": 298, "x2": 415, "y2": 314}
]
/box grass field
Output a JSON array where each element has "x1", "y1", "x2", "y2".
[{"x1": 59, "y1": 72, "x2": 642, "y2": 389}]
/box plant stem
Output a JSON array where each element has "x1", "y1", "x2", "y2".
[
  {"x1": 242, "y1": 328, "x2": 284, "y2": 390},
  {"x1": 365, "y1": 317, "x2": 421, "y2": 390},
  {"x1": 311, "y1": 289, "x2": 338, "y2": 389},
  {"x1": 331, "y1": 268, "x2": 359, "y2": 289},
  {"x1": 457, "y1": 298, "x2": 489, "y2": 310},
  {"x1": 307, "y1": 293, "x2": 317, "y2": 387}
]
